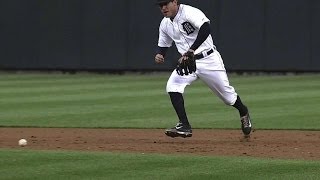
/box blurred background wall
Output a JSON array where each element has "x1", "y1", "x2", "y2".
[{"x1": 0, "y1": 0, "x2": 319, "y2": 72}]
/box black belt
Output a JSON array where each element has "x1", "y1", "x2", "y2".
[{"x1": 194, "y1": 49, "x2": 214, "y2": 60}]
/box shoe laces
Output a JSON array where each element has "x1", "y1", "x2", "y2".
[{"x1": 241, "y1": 115, "x2": 251, "y2": 128}]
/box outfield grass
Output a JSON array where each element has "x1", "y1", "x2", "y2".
[
  {"x1": 0, "y1": 149, "x2": 319, "y2": 180},
  {"x1": 0, "y1": 73, "x2": 319, "y2": 130},
  {"x1": 0, "y1": 73, "x2": 320, "y2": 180}
]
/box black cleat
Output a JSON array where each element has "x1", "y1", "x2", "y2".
[
  {"x1": 240, "y1": 113, "x2": 252, "y2": 136},
  {"x1": 165, "y1": 123, "x2": 192, "y2": 138}
]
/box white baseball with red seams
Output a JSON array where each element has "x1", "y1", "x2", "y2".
[{"x1": 157, "y1": 4, "x2": 238, "y2": 105}]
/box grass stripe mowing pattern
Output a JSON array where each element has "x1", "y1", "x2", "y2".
[{"x1": 0, "y1": 73, "x2": 319, "y2": 130}]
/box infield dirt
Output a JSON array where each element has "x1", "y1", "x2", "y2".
[{"x1": 1, "y1": 128, "x2": 319, "y2": 160}]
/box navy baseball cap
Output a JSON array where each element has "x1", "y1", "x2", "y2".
[{"x1": 156, "y1": 0, "x2": 173, "y2": 5}]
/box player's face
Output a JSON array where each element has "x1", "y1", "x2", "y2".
[{"x1": 158, "y1": 0, "x2": 178, "y2": 18}]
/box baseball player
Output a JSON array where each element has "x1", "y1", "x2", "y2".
[{"x1": 154, "y1": 0, "x2": 252, "y2": 138}]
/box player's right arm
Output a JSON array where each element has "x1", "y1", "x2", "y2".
[
  {"x1": 155, "y1": 47, "x2": 167, "y2": 64},
  {"x1": 155, "y1": 19, "x2": 173, "y2": 64}
]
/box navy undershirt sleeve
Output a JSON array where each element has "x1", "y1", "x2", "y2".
[
  {"x1": 190, "y1": 22, "x2": 210, "y2": 51},
  {"x1": 156, "y1": 46, "x2": 169, "y2": 56}
]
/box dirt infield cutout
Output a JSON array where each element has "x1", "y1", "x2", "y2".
[{"x1": 1, "y1": 128, "x2": 320, "y2": 160}]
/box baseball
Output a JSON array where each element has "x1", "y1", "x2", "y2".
[{"x1": 18, "y1": 139, "x2": 27, "y2": 146}]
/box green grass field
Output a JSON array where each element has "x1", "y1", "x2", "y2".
[
  {"x1": 1, "y1": 149, "x2": 320, "y2": 180},
  {"x1": 0, "y1": 72, "x2": 320, "y2": 179}
]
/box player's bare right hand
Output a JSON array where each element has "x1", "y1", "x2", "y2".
[{"x1": 155, "y1": 54, "x2": 165, "y2": 64}]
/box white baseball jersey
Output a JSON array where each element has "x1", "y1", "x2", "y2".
[
  {"x1": 158, "y1": 4, "x2": 214, "y2": 55},
  {"x1": 158, "y1": 4, "x2": 238, "y2": 106}
]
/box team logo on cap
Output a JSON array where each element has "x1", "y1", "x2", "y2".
[{"x1": 182, "y1": 22, "x2": 195, "y2": 35}]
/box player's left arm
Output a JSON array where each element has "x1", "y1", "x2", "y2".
[
  {"x1": 189, "y1": 22, "x2": 210, "y2": 51},
  {"x1": 185, "y1": 7, "x2": 211, "y2": 52}
]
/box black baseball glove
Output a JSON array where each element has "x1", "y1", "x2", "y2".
[{"x1": 176, "y1": 51, "x2": 196, "y2": 76}]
